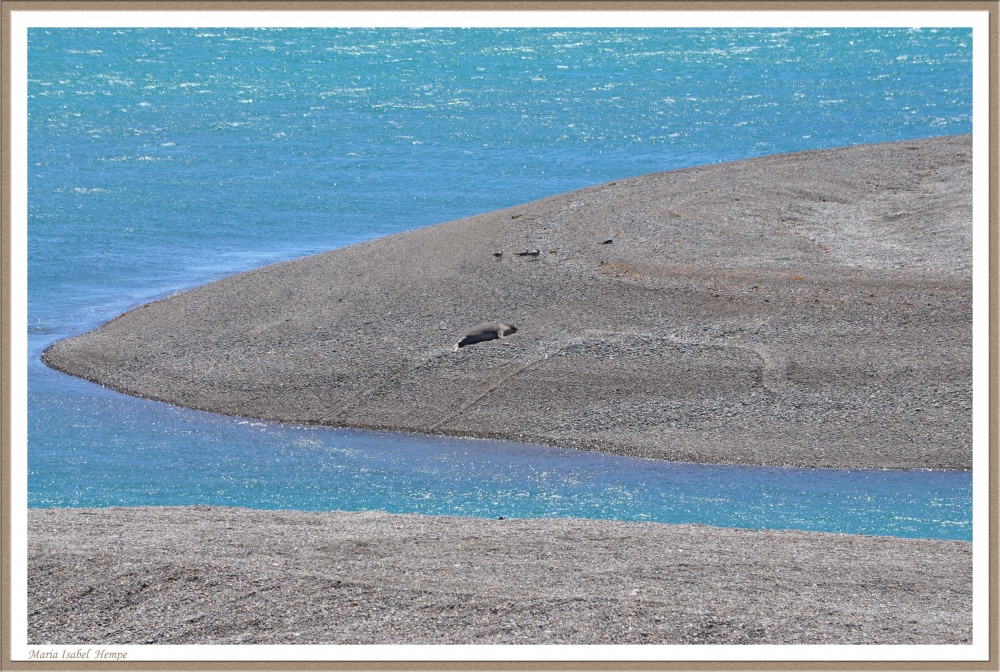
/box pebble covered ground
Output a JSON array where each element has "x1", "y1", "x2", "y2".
[
  {"x1": 43, "y1": 136, "x2": 973, "y2": 469},
  {"x1": 31, "y1": 138, "x2": 976, "y2": 647},
  {"x1": 29, "y1": 507, "x2": 972, "y2": 645}
]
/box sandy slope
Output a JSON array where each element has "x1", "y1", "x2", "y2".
[
  {"x1": 28, "y1": 507, "x2": 972, "y2": 645},
  {"x1": 42, "y1": 135, "x2": 973, "y2": 470}
]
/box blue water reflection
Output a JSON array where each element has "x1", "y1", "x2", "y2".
[
  {"x1": 29, "y1": 363, "x2": 971, "y2": 541},
  {"x1": 26, "y1": 27, "x2": 974, "y2": 542}
]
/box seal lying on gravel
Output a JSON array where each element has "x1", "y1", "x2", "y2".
[
  {"x1": 41, "y1": 136, "x2": 973, "y2": 469},
  {"x1": 452, "y1": 322, "x2": 518, "y2": 351}
]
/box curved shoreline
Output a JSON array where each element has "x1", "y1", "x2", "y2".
[{"x1": 43, "y1": 135, "x2": 973, "y2": 470}]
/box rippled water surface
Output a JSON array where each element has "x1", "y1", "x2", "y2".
[
  {"x1": 27, "y1": 27, "x2": 973, "y2": 539},
  {"x1": 30, "y1": 364, "x2": 972, "y2": 540}
]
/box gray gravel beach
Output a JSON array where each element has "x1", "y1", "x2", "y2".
[
  {"x1": 43, "y1": 135, "x2": 973, "y2": 470},
  {"x1": 32, "y1": 138, "x2": 975, "y2": 647},
  {"x1": 29, "y1": 507, "x2": 972, "y2": 645}
]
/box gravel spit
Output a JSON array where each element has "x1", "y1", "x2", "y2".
[
  {"x1": 31, "y1": 138, "x2": 975, "y2": 647},
  {"x1": 42, "y1": 136, "x2": 973, "y2": 470}
]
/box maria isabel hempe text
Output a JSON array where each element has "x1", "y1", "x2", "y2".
[{"x1": 28, "y1": 647, "x2": 127, "y2": 661}]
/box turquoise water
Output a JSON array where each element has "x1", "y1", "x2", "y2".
[{"x1": 27, "y1": 28, "x2": 973, "y2": 539}]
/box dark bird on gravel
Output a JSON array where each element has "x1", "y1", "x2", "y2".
[
  {"x1": 516, "y1": 249, "x2": 541, "y2": 257},
  {"x1": 493, "y1": 251, "x2": 503, "y2": 258},
  {"x1": 601, "y1": 238, "x2": 614, "y2": 245}
]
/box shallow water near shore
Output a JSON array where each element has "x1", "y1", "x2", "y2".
[
  {"x1": 27, "y1": 28, "x2": 973, "y2": 539},
  {"x1": 29, "y1": 359, "x2": 972, "y2": 540}
]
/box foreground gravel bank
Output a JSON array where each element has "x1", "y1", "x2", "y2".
[
  {"x1": 29, "y1": 507, "x2": 972, "y2": 646},
  {"x1": 42, "y1": 136, "x2": 973, "y2": 470}
]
